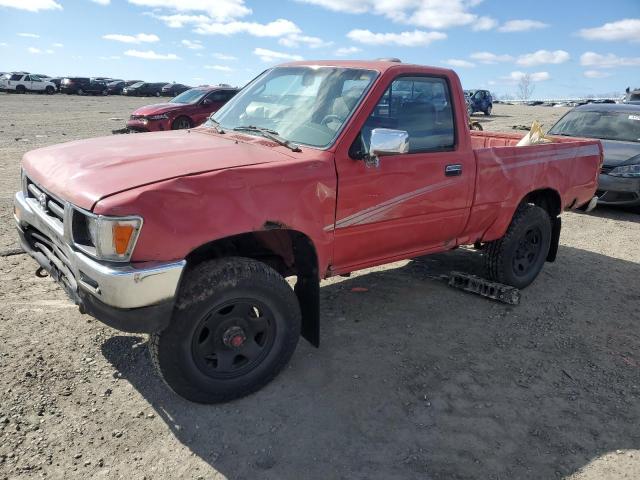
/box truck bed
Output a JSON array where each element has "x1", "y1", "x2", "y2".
[{"x1": 459, "y1": 131, "x2": 603, "y2": 244}]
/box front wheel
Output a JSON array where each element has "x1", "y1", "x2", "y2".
[
  {"x1": 484, "y1": 105, "x2": 492, "y2": 116},
  {"x1": 16, "y1": 85, "x2": 26, "y2": 94},
  {"x1": 45, "y1": 86, "x2": 54, "y2": 94},
  {"x1": 484, "y1": 204, "x2": 552, "y2": 288},
  {"x1": 150, "y1": 257, "x2": 301, "y2": 403},
  {"x1": 172, "y1": 116, "x2": 192, "y2": 130}
]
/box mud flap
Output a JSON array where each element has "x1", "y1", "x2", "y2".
[
  {"x1": 546, "y1": 216, "x2": 561, "y2": 262},
  {"x1": 294, "y1": 275, "x2": 320, "y2": 347}
]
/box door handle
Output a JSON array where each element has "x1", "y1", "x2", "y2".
[{"x1": 445, "y1": 164, "x2": 462, "y2": 176}]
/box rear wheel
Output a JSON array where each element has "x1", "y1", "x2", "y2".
[
  {"x1": 484, "y1": 204, "x2": 552, "y2": 288},
  {"x1": 77, "y1": 88, "x2": 84, "y2": 95},
  {"x1": 155, "y1": 91, "x2": 160, "y2": 97},
  {"x1": 149, "y1": 257, "x2": 301, "y2": 403},
  {"x1": 172, "y1": 116, "x2": 192, "y2": 130}
]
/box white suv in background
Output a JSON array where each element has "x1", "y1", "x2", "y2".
[{"x1": 0, "y1": 73, "x2": 56, "y2": 94}]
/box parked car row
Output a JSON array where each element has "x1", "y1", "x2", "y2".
[{"x1": 1, "y1": 71, "x2": 194, "y2": 97}]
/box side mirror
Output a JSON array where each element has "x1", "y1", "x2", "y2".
[{"x1": 367, "y1": 128, "x2": 409, "y2": 167}]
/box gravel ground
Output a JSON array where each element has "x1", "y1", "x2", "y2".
[{"x1": 1, "y1": 93, "x2": 639, "y2": 480}]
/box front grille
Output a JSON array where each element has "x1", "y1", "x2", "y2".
[
  {"x1": 129, "y1": 115, "x2": 144, "y2": 121},
  {"x1": 601, "y1": 165, "x2": 614, "y2": 174},
  {"x1": 25, "y1": 178, "x2": 66, "y2": 225}
]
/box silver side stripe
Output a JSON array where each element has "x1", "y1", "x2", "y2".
[{"x1": 326, "y1": 179, "x2": 458, "y2": 231}]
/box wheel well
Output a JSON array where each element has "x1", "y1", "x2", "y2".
[
  {"x1": 521, "y1": 188, "x2": 561, "y2": 218},
  {"x1": 185, "y1": 229, "x2": 321, "y2": 347}
]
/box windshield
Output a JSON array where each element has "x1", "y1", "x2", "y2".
[
  {"x1": 208, "y1": 66, "x2": 378, "y2": 148},
  {"x1": 549, "y1": 109, "x2": 640, "y2": 143},
  {"x1": 170, "y1": 88, "x2": 207, "y2": 104},
  {"x1": 129, "y1": 82, "x2": 143, "y2": 88}
]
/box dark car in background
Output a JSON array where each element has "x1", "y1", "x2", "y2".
[
  {"x1": 60, "y1": 77, "x2": 91, "y2": 94},
  {"x1": 625, "y1": 87, "x2": 640, "y2": 104},
  {"x1": 126, "y1": 86, "x2": 239, "y2": 132},
  {"x1": 122, "y1": 82, "x2": 166, "y2": 97},
  {"x1": 465, "y1": 89, "x2": 493, "y2": 116},
  {"x1": 161, "y1": 83, "x2": 191, "y2": 97},
  {"x1": 49, "y1": 77, "x2": 63, "y2": 92},
  {"x1": 106, "y1": 80, "x2": 126, "y2": 95},
  {"x1": 549, "y1": 103, "x2": 640, "y2": 209}
]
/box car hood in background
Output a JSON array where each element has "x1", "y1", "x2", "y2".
[
  {"x1": 131, "y1": 103, "x2": 186, "y2": 116},
  {"x1": 22, "y1": 129, "x2": 296, "y2": 210},
  {"x1": 601, "y1": 139, "x2": 640, "y2": 167}
]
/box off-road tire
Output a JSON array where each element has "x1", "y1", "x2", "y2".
[
  {"x1": 484, "y1": 204, "x2": 552, "y2": 288},
  {"x1": 172, "y1": 116, "x2": 192, "y2": 130},
  {"x1": 149, "y1": 257, "x2": 301, "y2": 403}
]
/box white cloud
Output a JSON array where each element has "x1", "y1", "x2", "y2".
[
  {"x1": 52, "y1": 42, "x2": 63, "y2": 47},
  {"x1": 446, "y1": 59, "x2": 475, "y2": 68},
  {"x1": 194, "y1": 19, "x2": 300, "y2": 37},
  {"x1": 583, "y1": 70, "x2": 612, "y2": 79},
  {"x1": 580, "y1": 51, "x2": 640, "y2": 69},
  {"x1": 297, "y1": 0, "x2": 489, "y2": 30},
  {"x1": 472, "y1": 16, "x2": 497, "y2": 31},
  {"x1": 204, "y1": 65, "x2": 233, "y2": 71},
  {"x1": 502, "y1": 71, "x2": 550, "y2": 83},
  {"x1": 279, "y1": 33, "x2": 332, "y2": 48},
  {"x1": 103, "y1": 33, "x2": 159, "y2": 44},
  {"x1": 124, "y1": 49, "x2": 180, "y2": 60},
  {"x1": 347, "y1": 29, "x2": 446, "y2": 47},
  {"x1": 18, "y1": 33, "x2": 40, "y2": 38},
  {"x1": 470, "y1": 51, "x2": 514, "y2": 64},
  {"x1": 27, "y1": 46, "x2": 53, "y2": 54},
  {"x1": 91, "y1": 0, "x2": 110, "y2": 4},
  {"x1": 128, "y1": 0, "x2": 251, "y2": 22},
  {"x1": 212, "y1": 52, "x2": 237, "y2": 60},
  {"x1": 516, "y1": 50, "x2": 570, "y2": 67},
  {"x1": 150, "y1": 14, "x2": 211, "y2": 28},
  {"x1": 0, "y1": 0, "x2": 61, "y2": 12},
  {"x1": 0, "y1": 42, "x2": 8, "y2": 47},
  {"x1": 181, "y1": 39, "x2": 203, "y2": 50},
  {"x1": 335, "y1": 46, "x2": 361, "y2": 57},
  {"x1": 253, "y1": 47, "x2": 303, "y2": 63},
  {"x1": 498, "y1": 19, "x2": 548, "y2": 32},
  {"x1": 578, "y1": 19, "x2": 640, "y2": 43}
]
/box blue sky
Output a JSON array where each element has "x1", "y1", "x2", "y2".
[{"x1": 1, "y1": 0, "x2": 639, "y2": 99}]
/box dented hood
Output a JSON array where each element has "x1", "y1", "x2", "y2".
[{"x1": 22, "y1": 129, "x2": 294, "y2": 210}]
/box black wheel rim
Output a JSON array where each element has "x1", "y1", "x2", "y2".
[
  {"x1": 191, "y1": 299, "x2": 276, "y2": 379},
  {"x1": 176, "y1": 119, "x2": 190, "y2": 129},
  {"x1": 512, "y1": 226, "x2": 543, "y2": 277}
]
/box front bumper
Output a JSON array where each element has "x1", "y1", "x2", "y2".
[
  {"x1": 597, "y1": 173, "x2": 640, "y2": 206},
  {"x1": 14, "y1": 191, "x2": 186, "y2": 332}
]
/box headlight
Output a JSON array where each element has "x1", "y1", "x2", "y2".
[
  {"x1": 608, "y1": 164, "x2": 640, "y2": 178},
  {"x1": 147, "y1": 114, "x2": 168, "y2": 120},
  {"x1": 74, "y1": 212, "x2": 143, "y2": 262}
]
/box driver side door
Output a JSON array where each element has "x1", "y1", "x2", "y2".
[{"x1": 331, "y1": 75, "x2": 474, "y2": 271}]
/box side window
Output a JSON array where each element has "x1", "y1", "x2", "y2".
[
  {"x1": 31, "y1": 76, "x2": 42, "y2": 82},
  {"x1": 207, "y1": 91, "x2": 226, "y2": 102},
  {"x1": 362, "y1": 76, "x2": 455, "y2": 154}
]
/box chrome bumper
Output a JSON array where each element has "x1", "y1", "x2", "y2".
[{"x1": 14, "y1": 191, "x2": 185, "y2": 310}]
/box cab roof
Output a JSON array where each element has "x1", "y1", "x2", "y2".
[{"x1": 278, "y1": 59, "x2": 455, "y2": 77}]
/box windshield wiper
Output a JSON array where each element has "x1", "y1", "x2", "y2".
[
  {"x1": 207, "y1": 117, "x2": 225, "y2": 134},
  {"x1": 232, "y1": 125, "x2": 301, "y2": 152}
]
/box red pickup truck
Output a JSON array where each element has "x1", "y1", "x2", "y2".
[{"x1": 15, "y1": 60, "x2": 602, "y2": 403}]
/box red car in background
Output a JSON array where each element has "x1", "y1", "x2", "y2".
[{"x1": 126, "y1": 86, "x2": 239, "y2": 132}]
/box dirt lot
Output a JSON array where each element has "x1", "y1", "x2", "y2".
[{"x1": 1, "y1": 94, "x2": 639, "y2": 480}]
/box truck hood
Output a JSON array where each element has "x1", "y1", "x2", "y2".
[
  {"x1": 132, "y1": 103, "x2": 185, "y2": 116},
  {"x1": 22, "y1": 129, "x2": 294, "y2": 210},
  {"x1": 601, "y1": 139, "x2": 640, "y2": 167}
]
